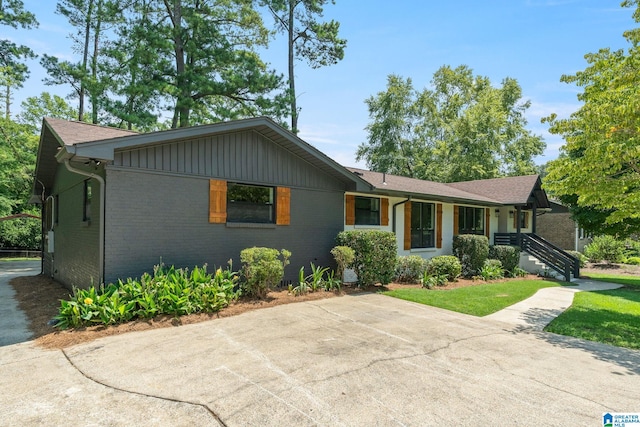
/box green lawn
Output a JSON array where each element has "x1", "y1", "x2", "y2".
[
  {"x1": 383, "y1": 280, "x2": 561, "y2": 316},
  {"x1": 545, "y1": 288, "x2": 640, "y2": 349},
  {"x1": 544, "y1": 273, "x2": 640, "y2": 349},
  {"x1": 0, "y1": 257, "x2": 40, "y2": 261}
]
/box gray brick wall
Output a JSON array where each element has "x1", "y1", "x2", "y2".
[
  {"x1": 104, "y1": 169, "x2": 343, "y2": 284},
  {"x1": 47, "y1": 163, "x2": 101, "y2": 290},
  {"x1": 536, "y1": 211, "x2": 576, "y2": 251}
]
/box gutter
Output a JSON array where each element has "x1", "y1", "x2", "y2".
[
  {"x1": 392, "y1": 197, "x2": 411, "y2": 233},
  {"x1": 62, "y1": 158, "x2": 106, "y2": 285}
]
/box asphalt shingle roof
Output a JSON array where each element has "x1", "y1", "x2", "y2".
[
  {"x1": 44, "y1": 117, "x2": 138, "y2": 146},
  {"x1": 346, "y1": 167, "x2": 546, "y2": 207}
]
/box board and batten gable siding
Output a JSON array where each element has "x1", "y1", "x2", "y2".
[
  {"x1": 45, "y1": 162, "x2": 102, "y2": 290},
  {"x1": 104, "y1": 169, "x2": 343, "y2": 284},
  {"x1": 112, "y1": 130, "x2": 344, "y2": 192}
]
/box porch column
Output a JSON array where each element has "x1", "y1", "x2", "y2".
[
  {"x1": 516, "y1": 206, "x2": 522, "y2": 245},
  {"x1": 532, "y1": 205, "x2": 537, "y2": 234}
]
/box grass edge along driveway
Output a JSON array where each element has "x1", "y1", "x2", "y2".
[
  {"x1": 383, "y1": 280, "x2": 561, "y2": 317},
  {"x1": 544, "y1": 274, "x2": 640, "y2": 350}
]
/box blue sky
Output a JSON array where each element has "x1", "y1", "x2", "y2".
[{"x1": 6, "y1": 0, "x2": 638, "y2": 168}]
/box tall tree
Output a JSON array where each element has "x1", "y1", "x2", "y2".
[
  {"x1": 126, "y1": 0, "x2": 287, "y2": 128},
  {"x1": 543, "y1": 0, "x2": 640, "y2": 236},
  {"x1": 263, "y1": 0, "x2": 346, "y2": 132},
  {"x1": 40, "y1": 0, "x2": 122, "y2": 123},
  {"x1": 0, "y1": 0, "x2": 38, "y2": 85},
  {"x1": 358, "y1": 66, "x2": 545, "y2": 182}
]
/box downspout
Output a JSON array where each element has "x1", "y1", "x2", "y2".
[
  {"x1": 62, "y1": 159, "x2": 105, "y2": 285},
  {"x1": 392, "y1": 197, "x2": 411, "y2": 233}
]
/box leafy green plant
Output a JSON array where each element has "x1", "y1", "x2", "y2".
[
  {"x1": 421, "y1": 272, "x2": 448, "y2": 289},
  {"x1": 240, "y1": 247, "x2": 291, "y2": 298},
  {"x1": 331, "y1": 245, "x2": 355, "y2": 282},
  {"x1": 488, "y1": 245, "x2": 520, "y2": 275},
  {"x1": 54, "y1": 263, "x2": 239, "y2": 330},
  {"x1": 426, "y1": 255, "x2": 461, "y2": 282},
  {"x1": 308, "y1": 262, "x2": 329, "y2": 292},
  {"x1": 324, "y1": 270, "x2": 341, "y2": 292},
  {"x1": 480, "y1": 259, "x2": 504, "y2": 281},
  {"x1": 625, "y1": 256, "x2": 640, "y2": 265},
  {"x1": 453, "y1": 234, "x2": 489, "y2": 277},
  {"x1": 292, "y1": 266, "x2": 309, "y2": 296},
  {"x1": 584, "y1": 235, "x2": 625, "y2": 263},
  {"x1": 395, "y1": 255, "x2": 428, "y2": 283},
  {"x1": 512, "y1": 266, "x2": 528, "y2": 278}
]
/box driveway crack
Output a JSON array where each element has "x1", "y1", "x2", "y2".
[{"x1": 61, "y1": 349, "x2": 227, "y2": 426}]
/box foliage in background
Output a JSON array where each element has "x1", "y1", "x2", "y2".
[
  {"x1": 488, "y1": 245, "x2": 520, "y2": 276},
  {"x1": 453, "y1": 234, "x2": 489, "y2": 277},
  {"x1": 425, "y1": 255, "x2": 461, "y2": 282},
  {"x1": 357, "y1": 67, "x2": 545, "y2": 182},
  {"x1": 54, "y1": 263, "x2": 239, "y2": 329},
  {"x1": 240, "y1": 247, "x2": 291, "y2": 298},
  {"x1": 584, "y1": 235, "x2": 626, "y2": 263},
  {"x1": 395, "y1": 255, "x2": 428, "y2": 283},
  {"x1": 543, "y1": 1, "x2": 640, "y2": 236},
  {"x1": 336, "y1": 230, "x2": 397, "y2": 286},
  {"x1": 0, "y1": 0, "x2": 38, "y2": 86}
]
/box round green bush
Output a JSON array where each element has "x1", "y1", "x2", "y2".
[
  {"x1": 488, "y1": 245, "x2": 520, "y2": 275},
  {"x1": 395, "y1": 255, "x2": 428, "y2": 283},
  {"x1": 426, "y1": 255, "x2": 461, "y2": 282},
  {"x1": 625, "y1": 256, "x2": 640, "y2": 266},
  {"x1": 584, "y1": 235, "x2": 625, "y2": 263}
]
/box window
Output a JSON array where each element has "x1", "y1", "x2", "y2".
[
  {"x1": 458, "y1": 206, "x2": 484, "y2": 235},
  {"x1": 83, "y1": 180, "x2": 92, "y2": 222},
  {"x1": 513, "y1": 211, "x2": 530, "y2": 229},
  {"x1": 44, "y1": 197, "x2": 54, "y2": 231},
  {"x1": 355, "y1": 196, "x2": 380, "y2": 225},
  {"x1": 411, "y1": 202, "x2": 435, "y2": 248},
  {"x1": 227, "y1": 183, "x2": 274, "y2": 223},
  {"x1": 54, "y1": 195, "x2": 59, "y2": 225}
]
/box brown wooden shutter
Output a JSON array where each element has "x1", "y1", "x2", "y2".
[
  {"x1": 209, "y1": 179, "x2": 227, "y2": 223},
  {"x1": 404, "y1": 202, "x2": 411, "y2": 250},
  {"x1": 436, "y1": 203, "x2": 443, "y2": 248},
  {"x1": 513, "y1": 211, "x2": 517, "y2": 229},
  {"x1": 453, "y1": 205, "x2": 459, "y2": 236},
  {"x1": 276, "y1": 187, "x2": 291, "y2": 225},
  {"x1": 380, "y1": 198, "x2": 389, "y2": 226},
  {"x1": 485, "y1": 208, "x2": 491, "y2": 239},
  {"x1": 524, "y1": 212, "x2": 530, "y2": 229},
  {"x1": 345, "y1": 194, "x2": 355, "y2": 225}
]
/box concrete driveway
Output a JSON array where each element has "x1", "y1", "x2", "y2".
[
  {"x1": 2, "y1": 287, "x2": 639, "y2": 426},
  {"x1": 0, "y1": 260, "x2": 40, "y2": 346}
]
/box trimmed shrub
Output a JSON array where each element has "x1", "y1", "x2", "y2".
[
  {"x1": 566, "y1": 250, "x2": 588, "y2": 268},
  {"x1": 426, "y1": 255, "x2": 461, "y2": 282},
  {"x1": 240, "y1": 247, "x2": 291, "y2": 298},
  {"x1": 336, "y1": 230, "x2": 397, "y2": 286},
  {"x1": 331, "y1": 245, "x2": 355, "y2": 282},
  {"x1": 488, "y1": 245, "x2": 520, "y2": 276},
  {"x1": 480, "y1": 259, "x2": 504, "y2": 281},
  {"x1": 453, "y1": 234, "x2": 489, "y2": 277},
  {"x1": 584, "y1": 236, "x2": 625, "y2": 263},
  {"x1": 395, "y1": 255, "x2": 428, "y2": 283},
  {"x1": 421, "y1": 272, "x2": 448, "y2": 289}
]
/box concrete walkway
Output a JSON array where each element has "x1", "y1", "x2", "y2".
[
  {"x1": 485, "y1": 278, "x2": 623, "y2": 330},
  {"x1": 0, "y1": 260, "x2": 40, "y2": 346},
  {"x1": 1, "y1": 263, "x2": 637, "y2": 426}
]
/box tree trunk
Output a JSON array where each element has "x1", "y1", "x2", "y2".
[
  {"x1": 90, "y1": 0, "x2": 103, "y2": 124},
  {"x1": 288, "y1": 0, "x2": 297, "y2": 133},
  {"x1": 165, "y1": 0, "x2": 189, "y2": 128},
  {"x1": 79, "y1": 0, "x2": 95, "y2": 122}
]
